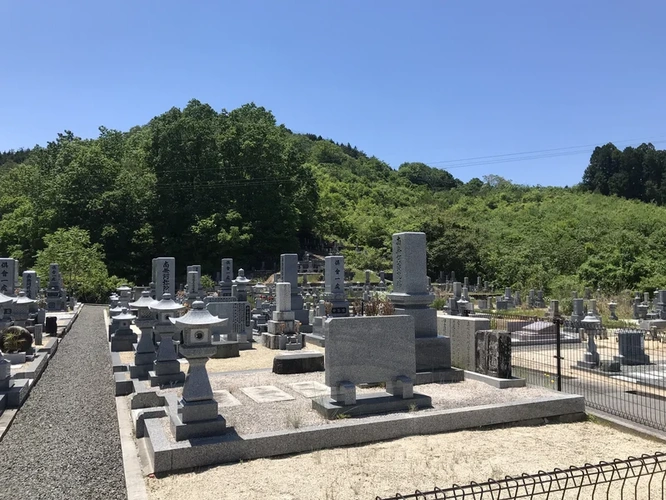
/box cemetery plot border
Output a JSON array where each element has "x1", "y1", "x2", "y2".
[
  {"x1": 376, "y1": 451, "x2": 666, "y2": 500},
  {"x1": 489, "y1": 313, "x2": 666, "y2": 432}
]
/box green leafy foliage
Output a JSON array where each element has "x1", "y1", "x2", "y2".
[{"x1": 2, "y1": 100, "x2": 666, "y2": 299}]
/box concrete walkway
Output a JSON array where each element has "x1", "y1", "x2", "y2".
[{"x1": 0, "y1": 305, "x2": 127, "y2": 500}]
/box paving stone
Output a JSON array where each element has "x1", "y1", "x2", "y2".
[
  {"x1": 240, "y1": 385, "x2": 295, "y2": 403},
  {"x1": 289, "y1": 381, "x2": 329, "y2": 398}
]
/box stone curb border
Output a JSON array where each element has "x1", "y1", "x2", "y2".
[
  {"x1": 141, "y1": 393, "x2": 585, "y2": 474},
  {"x1": 0, "y1": 304, "x2": 83, "y2": 440}
]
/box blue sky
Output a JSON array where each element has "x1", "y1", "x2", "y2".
[{"x1": 2, "y1": 1, "x2": 665, "y2": 187}]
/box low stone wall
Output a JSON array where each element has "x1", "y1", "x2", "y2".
[{"x1": 437, "y1": 314, "x2": 490, "y2": 371}]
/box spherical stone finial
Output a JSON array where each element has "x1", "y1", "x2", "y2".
[
  {"x1": 238, "y1": 269, "x2": 245, "y2": 278},
  {"x1": 141, "y1": 290, "x2": 151, "y2": 297},
  {"x1": 191, "y1": 300, "x2": 205, "y2": 310},
  {"x1": 162, "y1": 293, "x2": 172, "y2": 300},
  {"x1": 122, "y1": 307, "x2": 128, "y2": 314}
]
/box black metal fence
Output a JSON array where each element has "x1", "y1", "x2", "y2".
[
  {"x1": 486, "y1": 313, "x2": 666, "y2": 431},
  {"x1": 376, "y1": 452, "x2": 666, "y2": 499}
]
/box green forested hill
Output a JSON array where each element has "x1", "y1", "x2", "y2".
[{"x1": 1, "y1": 99, "x2": 665, "y2": 301}]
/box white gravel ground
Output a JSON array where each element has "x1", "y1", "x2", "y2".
[{"x1": 157, "y1": 369, "x2": 555, "y2": 435}]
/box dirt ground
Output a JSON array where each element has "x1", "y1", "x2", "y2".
[
  {"x1": 119, "y1": 341, "x2": 324, "y2": 372},
  {"x1": 145, "y1": 419, "x2": 664, "y2": 500}
]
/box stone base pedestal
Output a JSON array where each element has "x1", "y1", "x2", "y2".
[
  {"x1": 576, "y1": 351, "x2": 600, "y2": 369},
  {"x1": 394, "y1": 306, "x2": 437, "y2": 338},
  {"x1": 262, "y1": 332, "x2": 304, "y2": 350},
  {"x1": 149, "y1": 364, "x2": 185, "y2": 387},
  {"x1": 415, "y1": 336, "x2": 451, "y2": 372},
  {"x1": 129, "y1": 362, "x2": 152, "y2": 379},
  {"x1": 168, "y1": 398, "x2": 227, "y2": 441},
  {"x1": 415, "y1": 368, "x2": 465, "y2": 385},
  {"x1": 1, "y1": 379, "x2": 31, "y2": 408},
  {"x1": 312, "y1": 392, "x2": 432, "y2": 419},
  {"x1": 111, "y1": 331, "x2": 138, "y2": 352},
  {"x1": 211, "y1": 341, "x2": 240, "y2": 358}
]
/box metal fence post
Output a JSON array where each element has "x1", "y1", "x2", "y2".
[{"x1": 553, "y1": 317, "x2": 562, "y2": 392}]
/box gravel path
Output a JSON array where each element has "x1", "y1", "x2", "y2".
[{"x1": 0, "y1": 305, "x2": 127, "y2": 500}]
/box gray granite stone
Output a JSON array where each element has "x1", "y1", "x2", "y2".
[
  {"x1": 280, "y1": 254, "x2": 299, "y2": 289},
  {"x1": 475, "y1": 330, "x2": 511, "y2": 378},
  {"x1": 415, "y1": 336, "x2": 451, "y2": 372},
  {"x1": 114, "y1": 372, "x2": 133, "y2": 396},
  {"x1": 213, "y1": 390, "x2": 242, "y2": 407},
  {"x1": 463, "y1": 370, "x2": 526, "y2": 388},
  {"x1": 153, "y1": 257, "x2": 175, "y2": 300},
  {"x1": 437, "y1": 315, "x2": 490, "y2": 371},
  {"x1": 390, "y1": 232, "x2": 428, "y2": 295},
  {"x1": 272, "y1": 351, "x2": 324, "y2": 374},
  {"x1": 142, "y1": 393, "x2": 584, "y2": 473},
  {"x1": 211, "y1": 340, "x2": 240, "y2": 358},
  {"x1": 324, "y1": 315, "x2": 415, "y2": 387},
  {"x1": 313, "y1": 392, "x2": 431, "y2": 419},
  {"x1": 288, "y1": 381, "x2": 329, "y2": 398}
]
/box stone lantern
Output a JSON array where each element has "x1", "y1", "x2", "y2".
[
  {"x1": 148, "y1": 293, "x2": 186, "y2": 387},
  {"x1": 116, "y1": 285, "x2": 132, "y2": 308},
  {"x1": 110, "y1": 307, "x2": 137, "y2": 352},
  {"x1": 12, "y1": 291, "x2": 36, "y2": 327},
  {"x1": 233, "y1": 269, "x2": 250, "y2": 302},
  {"x1": 128, "y1": 290, "x2": 158, "y2": 378},
  {"x1": 109, "y1": 293, "x2": 119, "y2": 308},
  {"x1": 169, "y1": 300, "x2": 228, "y2": 440}
]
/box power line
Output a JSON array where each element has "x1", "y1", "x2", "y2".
[{"x1": 424, "y1": 136, "x2": 666, "y2": 170}]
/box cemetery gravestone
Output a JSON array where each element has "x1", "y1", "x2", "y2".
[
  {"x1": 475, "y1": 330, "x2": 511, "y2": 379},
  {"x1": 387, "y1": 232, "x2": 459, "y2": 383},
  {"x1": 22, "y1": 270, "x2": 38, "y2": 300},
  {"x1": 153, "y1": 257, "x2": 175, "y2": 301},
  {"x1": 0, "y1": 258, "x2": 16, "y2": 296},
  {"x1": 313, "y1": 315, "x2": 431, "y2": 418}
]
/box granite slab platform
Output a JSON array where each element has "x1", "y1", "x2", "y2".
[
  {"x1": 464, "y1": 370, "x2": 526, "y2": 389},
  {"x1": 11, "y1": 352, "x2": 49, "y2": 381},
  {"x1": 140, "y1": 392, "x2": 585, "y2": 474},
  {"x1": 312, "y1": 392, "x2": 432, "y2": 419}
]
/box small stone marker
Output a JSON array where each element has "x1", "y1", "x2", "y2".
[
  {"x1": 241, "y1": 385, "x2": 295, "y2": 403},
  {"x1": 289, "y1": 381, "x2": 329, "y2": 398},
  {"x1": 213, "y1": 390, "x2": 242, "y2": 408}
]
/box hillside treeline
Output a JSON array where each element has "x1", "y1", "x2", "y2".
[
  {"x1": 582, "y1": 142, "x2": 666, "y2": 204},
  {"x1": 1, "y1": 99, "x2": 665, "y2": 301}
]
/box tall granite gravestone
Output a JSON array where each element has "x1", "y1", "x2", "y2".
[
  {"x1": 475, "y1": 330, "x2": 511, "y2": 378},
  {"x1": 46, "y1": 264, "x2": 65, "y2": 311},
  {"x1": 186, "y1": 270, "x2": 201, "y2": 301},
  {"x1": 387, "y1": 232, "x2": 462, "y2": 384},
  {"x1": 571, "y1": 298, "x2": 584, "y2": 324},
  {"x1": 153, "y1": 257, "x2": 175, "y2": 301},
  {"x1": 280, "y1": 254, "x2": 309, "y2": 330},
  {"x1": 22, "y1": 270, "x2": 38, "y2": 300},
  {"x1": 324, "y1": 256, "x2": 349, "y2": 317},
  {"x1": 0, "y1": 258, "x2": 16, "y2": 296},
  {"x1": 220, "y1": 258, "x2": 233, "y2": 297}
]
